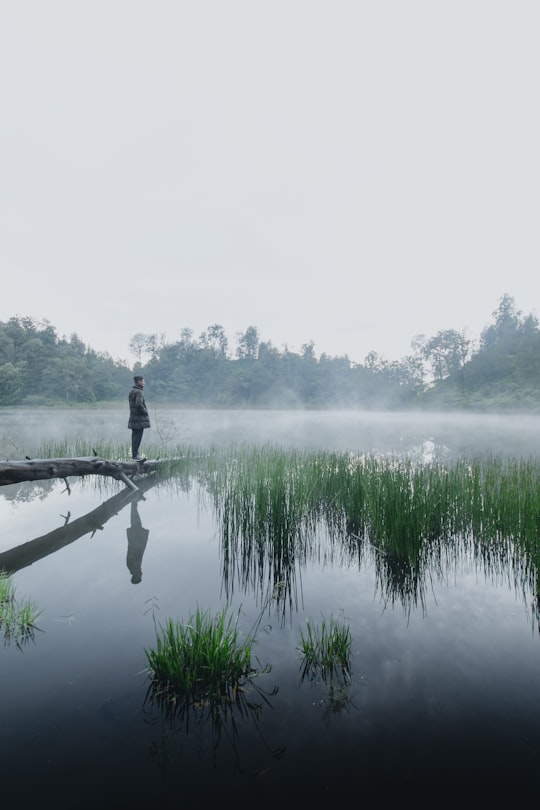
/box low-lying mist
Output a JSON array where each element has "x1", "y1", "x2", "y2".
[{"x1": 2, "y1": 406, "x2": 540, "y2": 461}]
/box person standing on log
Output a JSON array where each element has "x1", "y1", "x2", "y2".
[{"x1": 128, "y1": 375, "x2": 150, "y2": 461}]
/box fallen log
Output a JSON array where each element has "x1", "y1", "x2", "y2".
[{"x1": 0, "y1": 456, "x2": 167, "y2": 490}]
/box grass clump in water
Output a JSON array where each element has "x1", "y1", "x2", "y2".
[
  {"x1": 297, "y1": 614, "x2": 352, "y2": 681},
  {"x1": 0, "y1": 571, "x2": 42, "y2": 647},
  {"x1": 144, "y1": 605, "x2": 264, "y2": 708}
]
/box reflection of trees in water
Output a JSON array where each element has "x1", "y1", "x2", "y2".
[{"x1": 0, "y1": 477, "x2": 58, "y2": 504}]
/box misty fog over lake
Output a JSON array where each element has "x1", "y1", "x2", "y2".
[
  {"x1": 1, "y1": 408, "x2": 540, "y2": 804},
  {"x1": 3, "y1": 405, "x2": 540, "y2": 459}
]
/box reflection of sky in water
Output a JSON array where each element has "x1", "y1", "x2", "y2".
[{"x1": 2, "y1": 412, "x2": 540, "y2": 800}]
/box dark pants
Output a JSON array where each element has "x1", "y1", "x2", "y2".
[{"x1": 131, "y1": 428, "x2": 144, "y2": 458}]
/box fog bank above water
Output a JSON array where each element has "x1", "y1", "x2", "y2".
[{"x1": 2, "y1": 408, "x2": 540, "y2": 460}]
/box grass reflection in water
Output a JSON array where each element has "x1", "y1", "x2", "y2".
[
  {"x1": 34, "y1": 438, "x2": 540, "y2": 617},
  {"x1": 197, "y1": 445, "x2": 540, "y2": 618},
  {"x1": 19, "y1": 438, "x2": 540, "y2": 620},
  {"x1": 5, "y1": 438, "x2": 540, "y2": 796},
  {"x1": 143, "y1": 600, "x2": 283, "y2": 768}
]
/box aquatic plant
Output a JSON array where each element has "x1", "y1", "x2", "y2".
[
  {"x1": 31, "y1": 440, "x2": 540, "y2": 611},
  {"x1": 298, "y1": 614, "x2": 352, "y2": 681},
  {"x1": 199, "y1": 445, "x2": 540, "y2": 614},
  {"x1": 36, "y1": 437, "x2": 205, "y2": 465},
  {"x1": 0, "y1": 571, "x2": 41, "y2": 647},
  {"x1": 144, "y1": 605, "x2": 269, "y2": 708}
]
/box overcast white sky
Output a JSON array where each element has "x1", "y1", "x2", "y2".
[{"x1": 1, "y1": 1, "x2": 539, "y2": 365}]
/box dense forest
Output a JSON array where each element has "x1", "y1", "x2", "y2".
[{"x1": 1, "y1": 294, "x2": 539, "y2": 411}]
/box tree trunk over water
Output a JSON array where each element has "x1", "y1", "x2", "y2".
[{"x1": 0, "y1": 456, "x2": 163, "y2": 490}]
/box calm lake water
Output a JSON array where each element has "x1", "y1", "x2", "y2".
[{"x1": 1, "y1": 407, "x2": 540, "y2": 804}]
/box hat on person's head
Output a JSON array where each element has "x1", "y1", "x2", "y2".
[{"x1": 134, "y1": 375, "x2": 144, "y2": 383}]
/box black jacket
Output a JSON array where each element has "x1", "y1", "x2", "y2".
[{"x1": 128, "y1": 384, "x2": 150, "y2": 430}]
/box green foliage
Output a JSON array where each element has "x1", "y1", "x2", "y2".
[
  {"x1": 129, "y1": 294, "x2": 540, "y2": 410},
  {"x1": 298, "y1": 615, "x2": 352, "y2": 680},
  {"x1": 0, "y1": 363, "x2": 22, "y2": 404},
  {"x1": 200, "y1": 444, "x2": 540, "y2": 614},
  {"x1": 2, "y1": 294, "x2": 540, "y2": 410},
  {"x1": 0, "y1": 571, "x2": 42, "y2": 647},
  {"x1": 421, "y1": 329, "x2": 471, "y2": 381},
  {"x1": 423, "y1": 296, "x2": 540, "y2": 411},
  {"x1": 144, "y1": 606, "x2": 260, "y2": 706},
  {"x1": 0, "y1": 316, "x2": 131, "y2": 405}
]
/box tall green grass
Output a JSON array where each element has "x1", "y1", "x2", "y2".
[
  {"x1": 36, "y1": 438, "x2": 205, "y2": 465},
  {"x1": 29, "y1": 440, "x2": 540, "y2": 611},
  {"x1": 200, "y1": 445, "x2": 540, "y2": 612},
  {"x1": 144, "y1": 605, "x2": 270, "y2": 713},
  {"x1": 298, "y1": 614, "x2": 352, "y2": 680},
  {"x1": 296, "y1": 613, "x2": 354, "y2": 714}
]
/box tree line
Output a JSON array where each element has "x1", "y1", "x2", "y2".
[{"x1": 1, "y1": 295, "x2": 539, "y2": 410}]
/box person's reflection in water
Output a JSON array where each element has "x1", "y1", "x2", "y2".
[{"x1": 126, "y1": 498, "x2": 149, "y2": 584}]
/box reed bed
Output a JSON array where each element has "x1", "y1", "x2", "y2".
[
  {"x1": 36, "y1": 438, "x2": 206, "y2": 465},
  {"x1": 198, "y1": 445, "x2": 540, "y2": 612},
  {"x1": 31, "y1": 440, "x2": 540, "y2": 609}
]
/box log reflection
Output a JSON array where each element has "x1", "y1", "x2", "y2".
[{"x1": 0, "y1": 475, "x2": 159, "y2": 575}]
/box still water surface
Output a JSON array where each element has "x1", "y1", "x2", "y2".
[{"x1": 1, "y1": 408, "x2": 540, "y2": 803}]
